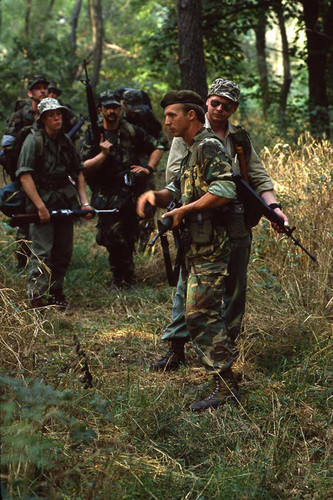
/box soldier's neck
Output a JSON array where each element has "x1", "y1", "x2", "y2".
[{"x1": 103, "y1": 119, "x2": 120, "y2": 132}]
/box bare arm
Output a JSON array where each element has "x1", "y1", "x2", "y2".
[
  {"x1": 130, "y1": 148, "x2": 164, "y2": 175},
  {"x1": 19, "y1": 173, "x2": 50, "y2": 223},
  {"x1": 83, "y1": 134, "x2": 111, "y2": 175}
]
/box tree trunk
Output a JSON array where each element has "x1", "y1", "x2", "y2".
[
  {"x1": 177, "y1": 0, "x2": 207, "y2": 99},
  {"x1": 88, "y1": 0, "x2": 103, "y2": 91},
  {"x1": 274, "y1": 0, "x2": 292, "y2": 124},
  {"x1": 254, "y1": 5, "x2": 269, "y2": 119},
  {"x1": 301, "y1": 0, "x2": 333, "y2": 138}
]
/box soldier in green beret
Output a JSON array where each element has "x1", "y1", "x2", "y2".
[
  {"x1": 137, "y1": 90, "x2": 240, "y2": 411},
  {"x1": 151, "y1": 79, "x2": 289, "y2": 374}
]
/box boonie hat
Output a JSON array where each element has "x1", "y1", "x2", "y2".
[
  {"x1": 160, "y1": 90, "x2": 205, "y2": 109},
  {"x1": 98, "y1": 90, "x2": 121, "y2": 107},
  {"x1": 207, "y1": 79, "x2": 240, "y2": 102},
  {"x1": 28, "y1": 75, "x2": 49, "y2": 91},
  {"x1": 37, "y1": 98, "x2": 67, "y2": 122}
]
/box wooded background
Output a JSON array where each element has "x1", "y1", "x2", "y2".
[{"x1": 0, "y1": 0, "x2": 332, "y2": 142}]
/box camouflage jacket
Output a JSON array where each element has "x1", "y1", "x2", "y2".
[
  {"x1": 166, "y1": 127, "x2": 235, "y2": 204},
  {"x1": 81, "y1": 119, "x2": 161, "y2": 209},
  {"x1": 166, "y1": 128, "x2": 236, "y2": 260}
]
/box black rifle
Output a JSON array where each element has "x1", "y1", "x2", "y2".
[
  {"x1": 66, "y1": 114, "x2": 89, "y2": 140},
  {"x1": 9, "y1": 208, "x2": 118, "y2": 227},
  {"x1": 232, "y1": 174, "x2": 317, "y2": 262},
  {"x1": 81, "y1": 60, "x2": 100, "y2": 149}
]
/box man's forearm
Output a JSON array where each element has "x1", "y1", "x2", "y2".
[
  {"x1": 19, "y1": 173, "x2": 44, "y2": 210},
  {"x1": 147, "y1": 149, "x2": 164, "y2": 171}
]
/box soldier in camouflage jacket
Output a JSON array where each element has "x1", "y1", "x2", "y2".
[{"x1": 137, "y1": 90, "x2": 240, "y2": 412}]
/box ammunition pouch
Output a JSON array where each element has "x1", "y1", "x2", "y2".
[{"x1": 224, "y1": 201, "x2": 251, "y2": 246}]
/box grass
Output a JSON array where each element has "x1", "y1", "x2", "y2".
[{"x1": 1, "y1": 133, "x2": 332, "y2": 499}]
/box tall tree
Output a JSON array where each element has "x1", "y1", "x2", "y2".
[
  {"x1": 300, "y1": 0, "x2": 333, "y2": 137},
  {"x1": 177, "y1": 0, "x2": 207, "y2": 98},
  {"x1": 88, "y1": 0, "x2": 103, "y2": 91}
]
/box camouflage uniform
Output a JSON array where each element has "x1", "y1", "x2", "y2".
[
  {"x1": 16, "y1": 100, "x2": 83, "y2": 300},
  {"x1": 163, "y1": 100, "x2": 273, "y2": 348},
  {"x1": 165, "y1": 127, "x2": 236, "y2": 373},
  {"x1": 81, "y1": 118, "x2": 162, "y2": 284}
]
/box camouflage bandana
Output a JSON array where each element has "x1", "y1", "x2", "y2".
[{"x1": 207, "y1": 79, "x2": 240, "y2": 102}]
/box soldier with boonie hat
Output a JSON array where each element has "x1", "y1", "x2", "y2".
[{"x1": 37, "y1": 97, "x2": 68, "y2": 123}]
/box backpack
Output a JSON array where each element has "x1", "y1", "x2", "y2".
[{"x1": 0, "y1": 126, "x2": 44, "y2": 216}]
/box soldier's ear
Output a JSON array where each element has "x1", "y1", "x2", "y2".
[
  {"x1": 28, "y1": 90, "x2": 33, "y2": 99},
  {"x1": 187, "y1": 109, "x2": 196, "y2": 121}
]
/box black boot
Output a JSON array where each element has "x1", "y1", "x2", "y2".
[
  {"x1": 150, "y1": 339, "x2": 186, "y2": 372},
  {"x1": 190, "y1": 368, "x2": 239, "y2": 412}
]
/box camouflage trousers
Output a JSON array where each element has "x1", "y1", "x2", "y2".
[
  {"x1": 183, "y1": 255, "x2": 234, "y2": 374},
  {"x1": 163, "y1": 239, "x2": 251, "y2": 346}
]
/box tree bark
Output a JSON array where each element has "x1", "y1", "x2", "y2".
[
  {"x1": 301, "y1": 0, "x2": 333, "y2": 138},
  {"x1": 274, "y1": 0, "x2": 291, "y2": 123},
  {"x1": 88, "y1": 0, "x2": 103, "y2": 91},
  {"x1": 254, "y1": 5, "x2": 269, "y2": 119},
  {"x1": 177, "y1": 0, "x2": 207, "y2": 99}
]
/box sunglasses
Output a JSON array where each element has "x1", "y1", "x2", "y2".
[{"x1": 210, "y1": 99, "x2": 233, "y2": 112}]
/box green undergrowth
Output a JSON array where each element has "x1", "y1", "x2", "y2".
[{"x1": 1, "y1": 135, "x2": 333, "y2": 499}]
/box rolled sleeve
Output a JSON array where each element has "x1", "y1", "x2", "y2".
[
  {"x1": 208, "y1": 179, "x2": 236, "y2": 200},
  {"x1": 15, "y1": 134, "x2": 36, "y2": 179}
]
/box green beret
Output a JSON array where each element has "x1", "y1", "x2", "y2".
[{"x1": 160, "y1": 90, "x2": 204, "y2": 109}]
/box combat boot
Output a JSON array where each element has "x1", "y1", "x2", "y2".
[
  {"x1": 150, "y1": 339, "x2": 186, "y2": 371},
  {"x1": 190, "y1": 368, "x2": 239, "y2": 412}
]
